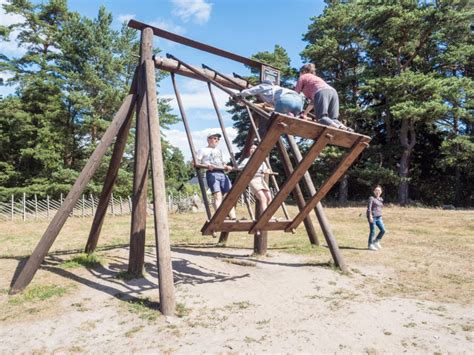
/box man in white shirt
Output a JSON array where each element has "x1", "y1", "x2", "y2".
[{"x1": 197, "y1": 132, "x2": 236, "y2": 220}]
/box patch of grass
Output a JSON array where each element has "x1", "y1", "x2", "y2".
[
  {"x1": 8, "y1": 284, "x2": 69, "y2": 305},
  {"x1": 126, "y1": 297, "x2": 160, "y2": 321},
  {"x1": 125, "y1": 325, "x2": 144, "y2": 338},
  {"x1": 461, "y1": 324, "x2": 474, "y2": 332},
  {"x1": 403, "y1": 322, "x2": 417, "y2": 328},
  {"x1": 231, "y1": 301, "x2": 252, "y2": 310},
  {"x1": 60, "y1": 253, "x2": 104, "y2": 269},
  {"x1": 176, "y1": 302, "x2": 190, "y2": 318}
]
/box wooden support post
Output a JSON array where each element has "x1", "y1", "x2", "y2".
[
  {"x1": 11, "y1": 195, "x2": 14, "y2": 221},
  {"x1": 9, "y1": 94, "x2": 137, "y2": 294},
  {"x1": 171, "y1": 73, "x2": 212, "y2": 220},
  {"x1": 285, "y1": 134, "x2": 346, "y2": 266},
  {"x1": 144, "y1": 58, "x2": 176, "y2": 316},
  {"x1": 84, "y1": 93, "x2": 134, "y2": 253},
  {"x1": 129, "y1": 28, "x2": 153, "y2": 276},
  {"x1": 253, "y1": 199, "x2": 267, "y2": 255},
  {"x1": 46, "y1": 195, "x2": 50, "y2": 218},
  {"x1": 82, "y1": 195, "x2": 85, "y2": 217},
  {"x1": 120, "y1": 196, "x2": 124, "y2": 215},
  {"x1": 275, "y1": 139, "x2": 319, "y2": 245},
  {"x1": 217, "y1": 232, "x2": 229, "y2": 244}
]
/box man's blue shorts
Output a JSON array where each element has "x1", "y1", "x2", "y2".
[{"x1": 206, "y1": 171, "x2": 232, "y2": 194}]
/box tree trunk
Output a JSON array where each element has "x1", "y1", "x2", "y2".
[
  {"x1": 398, "y1": 118, "x2": 416, "y2": 206},
  {"x1": 338, "y1": 174, "x2": 348, "y2": 205}
]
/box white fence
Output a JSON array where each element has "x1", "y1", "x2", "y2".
[{"x1": 0, "y1": 191, "x2": 256, "y2": 222}]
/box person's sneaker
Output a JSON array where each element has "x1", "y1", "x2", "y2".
[
  {"x1": 374, "y1": 241, "x2": 382, "y2": 249},
  {"x1": 368, "y1": 244, "x2": 378, "y2": 251}
]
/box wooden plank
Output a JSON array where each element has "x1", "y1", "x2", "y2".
[
  {"x1": 287, "y1": 137, "x2": 370, "y2": 231},
  {"x1": 85, "y1": 95, "x2": 135, "y2": 253},
  {"x1": 275, "y1": 138, "x2": 319, "y2": 246},
  {"x1": 210, "y1": 220, "x2": 292, "y2": 233},
  {"x1": 272, "y1": 113, "x2": 369, "y2": 149},
  {"x1": 201, "y1": 115, "x2": 287, "y2": 235},
  {"x1": 145, "y1": 59, "x2": 175, "y2": 316},
  {"x1": 9, "y1": 94, "x2": 136, "y2": 294},
  {"x1": 128, "y1": 19, "x2": 266, "y2": 69},
  {"x1": 250, "y1": 130, "x2": 332, "y2": 233},
  {"x1": 129, "y1": 28, "x2": 153, "y2": 276}
]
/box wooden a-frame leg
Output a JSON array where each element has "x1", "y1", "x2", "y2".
[
  {"x1": 145, "y1": 58, "x2": 175, "y2": 316},
  {"x1": 85, "y1": 104, "x2": 135, "y2": 254},
  {"x1": 128, "y1": 28, "x2": 152, "y2": 276},
  {"x1": 9, "y1": 94, "x2": 137, "y2": 294}
]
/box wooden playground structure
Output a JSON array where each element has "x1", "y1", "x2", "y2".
[{"x1": 9, "y1": 20, "x2": 371, "y2": 316}]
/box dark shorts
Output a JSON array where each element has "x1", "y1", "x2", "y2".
[{"x1": 206, "y1": 171, "x2": 232, "y2": 194}]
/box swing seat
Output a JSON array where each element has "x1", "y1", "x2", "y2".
[{"x1": 201, "y1": 113, "x2": 370, "y2": 235}]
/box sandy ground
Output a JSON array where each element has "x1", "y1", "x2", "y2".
[{"x1": 1, "y1": 246, "x2": 473, "y2": 353}]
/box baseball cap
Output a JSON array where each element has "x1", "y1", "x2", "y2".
[{"x1": 207, "y1": 132, "x2": 222, "y2": 139}]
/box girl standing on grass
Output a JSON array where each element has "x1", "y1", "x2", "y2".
[{"x1": 367, "y1": 185, "x2": 386, "y2": 251}]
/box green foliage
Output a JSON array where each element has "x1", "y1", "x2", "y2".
[
  {"x1": 301, "y1": 1, "x2": 474, "y2": 206},
  {"x1": 59, "y1": 253, "x2": 105, "y2": 269},
  {"x1": 0, "y1": 0, "x2": 186, "y2": 201},
  {"x1": 8, "y1": 284, "x2": 69, "y2": 304}
]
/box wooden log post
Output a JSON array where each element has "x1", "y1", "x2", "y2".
[
  {"x1": 129, "y1": 28, "x2": 153, "y2": 276},
  {"x1": 9, "y1": 94, "x2": 137, "y2": 294},
  {"x1": 84, "y1": 97, "x2": 134, "y2": 254},
  {"x1": 275, "y1": 139, "x2": 319, "y2": 246},
  {"x1": 145, "y1": 58, "x2": 176, "y2": 316},
  {"x1": 11, "y1": 195, "x2": 14, "y2": 221},
  {"x1": 285, "y1": 134, "x2": 347, "y2": 272},
  {"x1": 253, "y1": 198, "x2": 267, "y2": 255},
  {"x1": 252, "y1": 115, "x2": 269, "y2": 254}
]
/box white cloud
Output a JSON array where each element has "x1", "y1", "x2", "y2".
[
  {"x1": 161, "y1": 77, "x2": 235, "y2": 111},
  {"x1": 0, "y1": 0, "x2": 23, "y2": 26},
  {"x1": 171, "y1": 0, "x2": 212, "y2": 25},
  {"x1": 164, "y1": 127, "x2": 238, "y2": 162},
  {"x1": 150, "y1": 19, "x2": 186, "y2": 35},
  {"x1": 117, "y1": 13, "x2": 135, "y2": 23},
  {"x1": 0, "y1": 0, "x2": 26, "y2": 57}
]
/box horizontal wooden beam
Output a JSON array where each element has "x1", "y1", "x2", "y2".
[
  {"x1": 154, "y1": 56, "x2": 246, "y2": 90},
  {"x1": 129, "y1": 19, "x2": 265, "y2": 68},
  {"x1": 271, "y1": 113, "x2": 370, "y2": 149},
  {"x1": 202, "y1": 220, "x2": 292, "y2": 234}
]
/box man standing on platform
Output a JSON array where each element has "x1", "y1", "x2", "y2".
[{"x1": 196, "y1": 132, "x2": 236, "y2": 220}]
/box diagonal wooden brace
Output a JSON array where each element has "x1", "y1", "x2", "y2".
[
  {"x1": 286, "y1": 137, "x2": 370, "y2": 231},
  {"x1": 250, "y1": 129, "x2": 332, "y2": 234},
  {"x1": 201, "y1": 115, "x2": 288, "y2": 235}
]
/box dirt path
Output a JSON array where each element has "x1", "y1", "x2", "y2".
[{"x1": 1, "y1": 246, "x2": 472, "y2": 353}]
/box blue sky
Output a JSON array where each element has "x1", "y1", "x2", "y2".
[{"x1": 1, "y1": 0, "x2": 326, "y2": 161}]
